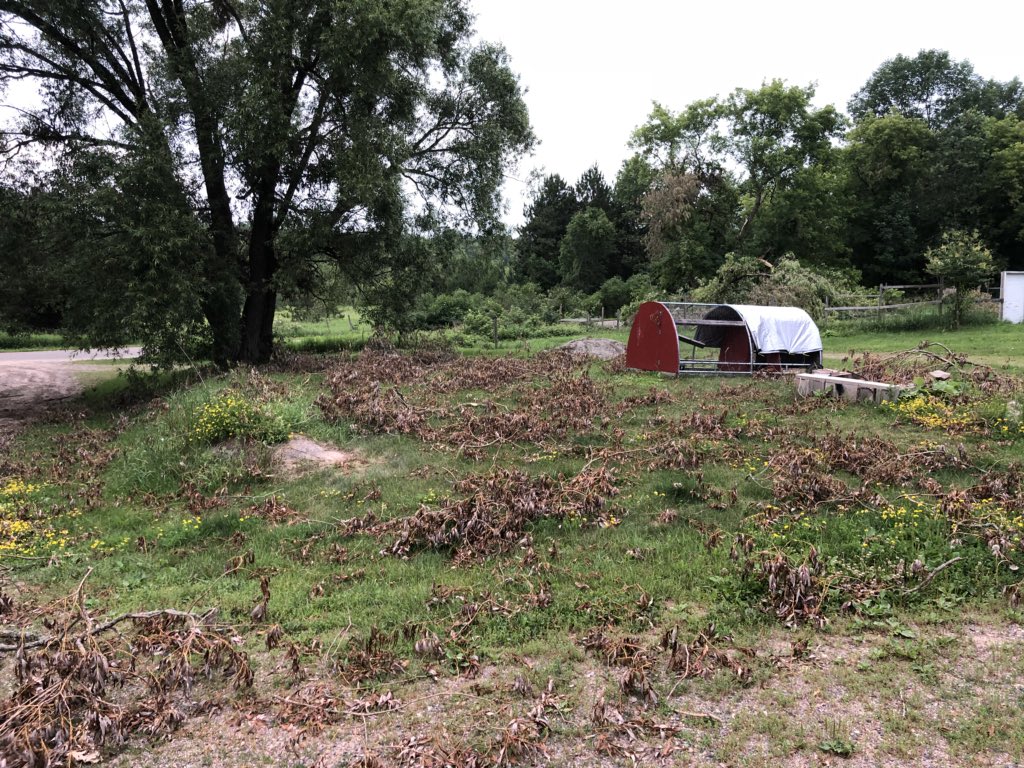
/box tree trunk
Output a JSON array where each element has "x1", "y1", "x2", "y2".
[
  {"x1": 238, "y1": 193, "x2": 278, "y2": 364},
  {"x1": 204, "y1": 284, "x2": 243, "y2": 368},
  {"x1": 239, "y1": 277, "x2": 277, "y2": 364}
]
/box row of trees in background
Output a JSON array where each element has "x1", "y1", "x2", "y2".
[
  {"x1": 2, "y1": 42, "x2": 1022, "y2": 359},
  {"x1": 393, "y1": 50, "x2": 1022, "y2": 340},
  {"x1": 514, "y1": 50, "x2": 1023, "y2": 306}
]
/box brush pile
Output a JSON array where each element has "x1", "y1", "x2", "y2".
[
  {"x1": 0, "y1": 582, "x2": 250, "y2": 768},
  {"x1": 358, "y1": 467, "x2": 618, "y2": 563}
]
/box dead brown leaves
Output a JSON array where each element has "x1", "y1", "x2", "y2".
[
  {"x1": 245, "y1": 495, "x2": 302, "y2": 525},
  {"x1": 348, "y1": 467, "x2": 618, "y2": 564},
  {"x1": 757, "y1": 433, "x2": 970, "y2": 509},
  {"x1": 0, "y1": 584, "x2": 251, "y2": 768},
  {"x1": 662, "y1": 623, "x2": 754, "y2": 683},
  {"x1": 733, "y1": 541, "x2": 828, "y2": 627},
  {"x1": 331, "y1": 627, "x2": 408, "y2": 686},
  {"x1": 316, "y1": 349, "x2": 610, "y2": 458}
]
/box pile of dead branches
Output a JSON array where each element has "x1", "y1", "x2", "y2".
[
  {"x1": 753, "y1": 435, "x2": 969, "y2": 509},
  {"x1": 315, "y1": 349, "x2": 610, "y2": 457},
  {"x1": 733, "y1": 542, "x2": 829, "y2": 627},
  {"x1": 0, "y1": 576, "x2": 251, "y2": 767},
  {"x1": 662, "y1": 623, "x2": 754, "y2": 684},
  {"x1": 815, "y1": 433, "x2": 970, "y2": 488},
  {"x1": 355, "y1": 467, "x2": 618, "y2": 563},
  {"x1": 849, "y1": 342, "x2": 1023, "y2": 394}
]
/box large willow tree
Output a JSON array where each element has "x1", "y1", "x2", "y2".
[{"x1": 0, "y1": 0, "x2": 532, "y2": 363}]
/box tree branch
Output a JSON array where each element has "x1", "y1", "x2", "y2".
[{"x1": 0, "y1": 607, "x2": 219, "y2": 653}]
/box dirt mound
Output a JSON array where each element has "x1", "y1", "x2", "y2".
[
  {"x1": 556, "y1": 338, "x2": 626, "y2": 360},
  {"x1": 273, "y1": 435, "x2": 362, "y2": 476}
]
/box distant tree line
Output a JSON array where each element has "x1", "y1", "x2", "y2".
[
  {"x1": 2, "y1": 44, "x2": 1022, "y2": 359},
  {"x1": 515, "y1": 50, "x2": 1023, "y2": 304}
]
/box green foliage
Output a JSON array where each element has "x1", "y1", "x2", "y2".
[
  {"x1": 0, "y1": 477, "x2": 62, "y2": 557},
  {"x1": 631, "y1": 81, "x2": 847, "y2": 292},
  {"x1": 925, "y1": 230, "x2": 996, "y2": 327},
  {"x1": 515, "y1": 174, "x2": 580, "y2": 290},
  {"x1": 593, "y1": 277, "x2": 632, "y2": 315},
  {"x1": 189, "y1": 391, "x2": 288, "y2": 446},
  {"x1": 0, "y1": 0, "x2": 533, "y2": 363},
  {"x1": 843, "y1": 113, "x2": 938, "y2": 284},
  {"x1": 689, "y1": 253, "x2": 769, "y2": 304},
  {"x1": 747, "y1": 259, "x2": 864, "y2": 321},
  {"x1": 818, "y1": 719, "x2": 856, "y2": 757},
  {"x1": 846, "y1": 53, "x2": 1024, "y2": 282},
  {"x1": 0, "y1": 331, "x2": 66, "y2": 351},
  {"x1": 559, "y1": 207, "x2": 618, "y2": 292},
  {"x1": 41, "y1": 145, "x2": 222, "y2": 367},
  {"x1": 105, "y1": 372, "x2": 304, "y2": 497},
  {"x1": 848, "y1": 49, "x2": 1018, "y2": 129},
  {"x1": 0, "y1": 185, "x2": 61, "y2": 333},
  {"x1": 692, "y1": 254, "x2": 861, "y2": 320}
]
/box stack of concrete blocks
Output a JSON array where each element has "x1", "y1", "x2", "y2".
[{"x1": 795, "y1": 371, "x2": 901, "y2": 404}]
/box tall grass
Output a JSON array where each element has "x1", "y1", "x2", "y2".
[{"x1": 0, "y1": 330, "x2": 66, "y2": 350}]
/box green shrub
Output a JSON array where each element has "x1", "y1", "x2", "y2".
[
  {"x1": 692, "y1": 254, "x2": 864, "y2": 320},
  {"x1": 189, "y1": 391, "x2": 288, "y2": 445},
  {"x1": 925, "y1": 230, "x2": 996, "y2": 328}
]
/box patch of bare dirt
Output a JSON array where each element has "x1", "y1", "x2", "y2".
[
  {"x1": 963, "y1": 621, "x2": 1024, "y2": 652},
  {"x1": 0, "y1": 362, "x2": 83, "y2": 432},
  {"x1": 89, "y1": 620, "x2": 1024, "y2": 768},
  {"x1": 272, "y1": 435, "x2": 364, "y2": 477},
  {"x1": 556, "y1": 338, "x2": 627, "y2": 360}
]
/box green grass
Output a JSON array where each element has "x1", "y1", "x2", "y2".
[
  {"x1": 823, "y1": 318, "x2": 1023, "y2": 369},
  {"x1": 273, "y1": 307, "x2": 368, "y2": 353},
  {"x1": 4, "y1": 321, "x2": 1024, "y2": 765},
  {"x1": 0, "y1": 330, "x2": 66, "y2": 351}
]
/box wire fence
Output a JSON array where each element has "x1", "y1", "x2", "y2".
[{"x1": 823, "y1": 282, "x2": 945, "y2": 317}]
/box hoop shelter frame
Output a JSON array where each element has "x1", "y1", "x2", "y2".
[{"x1": 625, "y1": 301, "x2": 823, "y2": 375}]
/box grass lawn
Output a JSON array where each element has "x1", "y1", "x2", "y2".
[
  {"x1": 2, "y1": 321, "x2": 1024, "y2": 766},
  {"x1": 824, "y1": 320, "x2": 1024, "y2": 371}
]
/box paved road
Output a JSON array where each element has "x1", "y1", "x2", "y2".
[{"x1": 0, "y1": 347, "x2": 143, "y2": 364}]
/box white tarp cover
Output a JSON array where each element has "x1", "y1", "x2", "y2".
[
  {"x1": 728, "y1": 305, "x2": 822, "y2": 354},
  {"x1": 695, "y1": 304, "x2": 822, "y2": 354}
]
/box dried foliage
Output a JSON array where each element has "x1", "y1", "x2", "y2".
[
  {"x1": 755, "y1": 434, "x2": 969, "y2": 509},
  {"x1": 0, "y1": 580, "x2": 251, "y2": 768},
  {"x1": 662, "y1": 624, "x2": 753, "y2": 683},
  {"x1": 815, "y1": 433, "x2": 969, "y2": 487},
  {"x1": 316, "y1": 349, "x2": 610, "y2": 457},
  {"x1": 761, "y1": 447, "x2": 852, "y2": 507},
  {"x1": 275, "y1": 682, "x2": 401, "y2": 739},
  {"x1": 245, "y1": 495, "x2": 302, "y2": 525},
  {"x1": 356, "y1": 467, "x2": 617, "y2": 563},
  {"x1": 734, "y1": 542, "x2": 828, "y2": 627},
  {"x1": 331, "y1": 627, "x2": 407, "y2": 686},
  {"x1": 615, "y1": 387, "x2": 675, "y2": 415},
  {"x1": 849, "y1": 342, "x2": 1023, "y2": 395},
  {"x1": 342, "y1": 682, "x2": 559, "y2": 768}
]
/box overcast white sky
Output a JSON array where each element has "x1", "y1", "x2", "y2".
[{"x1": 469, "y1": 0, "x2": 1024, "y2": 226}]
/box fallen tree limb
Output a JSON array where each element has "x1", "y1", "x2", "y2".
[
  {"x1": 902, "y1": 556, "x2": 963, "y2": 596},
  {"x1": 0, "y1": 607, "x2": 218, "y2": 652}
]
